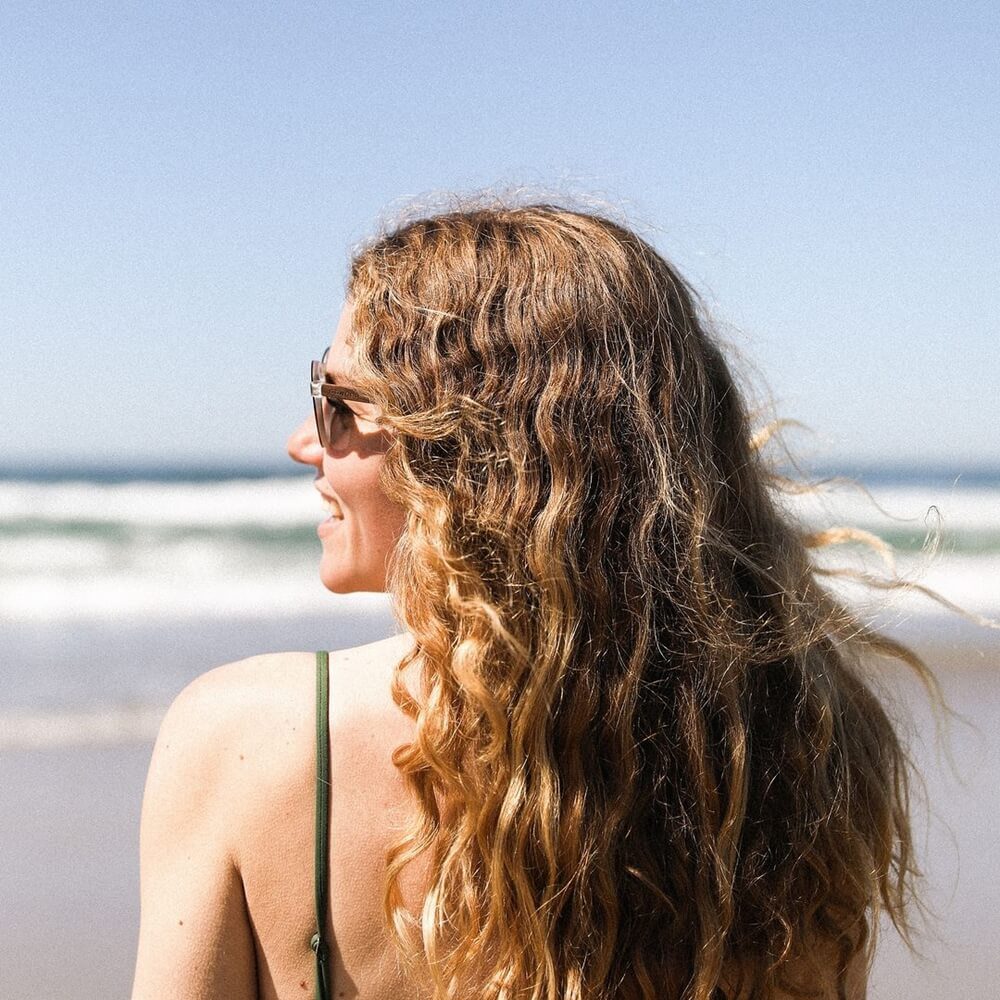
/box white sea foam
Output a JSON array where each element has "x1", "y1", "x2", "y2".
[
  {"x1": 780, "y1": 483, "x2": 1000, "y2": 536},
  {"x1": 2, "y1": 476, "x2": 997, "y2": 534},
  {"x1": 1, "y1": 475, "x2": 997, "y2": 623},
  {"x1": 0, "y1": 705, "x2": 165, "y2": 750},
  {"x1": 0, "y1": 476, "x2": 320, "y2": 528},
  {"x1": 1, "y1": 535, "x2": 116, "y2": 571},
  {"x1": 0, "y1": 568, "x2": 394, "y2": 622},
  {"x1": 813, "y1": 551, "x2": 1000, "y2": 622}
]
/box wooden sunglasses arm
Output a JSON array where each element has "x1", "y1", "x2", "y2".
[{"x1": 311, "y1": 381, "x2": 373, "y2": 405}]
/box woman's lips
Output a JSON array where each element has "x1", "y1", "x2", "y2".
[{"x1": 317, "y1": 516, "x2": 341, "y2": 538}]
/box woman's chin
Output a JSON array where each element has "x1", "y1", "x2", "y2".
[
  {"x1": 319, "y1": 566, "x2": 357, "y2": 594},
  {"x1": 319, "y1": 561, "x2": 383, "y2": 595}
]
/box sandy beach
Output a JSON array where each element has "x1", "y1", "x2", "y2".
[
  {"x1": 1, "y1": 625, "x2": 998, "y2": 1000},
  {"x1": 1, "y1": 742, "x2": 151, "y2": 999}
]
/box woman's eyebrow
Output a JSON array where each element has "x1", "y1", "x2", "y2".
[{"x1": 319, "y1": 347, "x2": 353, "y2": 385}]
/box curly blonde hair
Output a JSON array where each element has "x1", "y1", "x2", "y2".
[{"x1": 344, "y1": 201, "x2": 934, "y2": 1000}]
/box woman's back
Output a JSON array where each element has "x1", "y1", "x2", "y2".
[{"x1": 134, "y1": 630, "x2": 867, "y2": 1000}]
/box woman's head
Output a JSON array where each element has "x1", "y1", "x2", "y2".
[
  {"x1": 296, "y1": 202, "x2": 745, "y2": 602},
  {"x1": 309, "y1": 201, "x2": 926, "y2": 999},
  {"x1": 287, "y1": 302, "x2": 407, "y2": 594}
]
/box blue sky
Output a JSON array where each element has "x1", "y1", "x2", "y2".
[{"x1": 3, "y1": 1, "x2": 998, "y2": 469}]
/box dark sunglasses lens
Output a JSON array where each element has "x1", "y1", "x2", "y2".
[{"x1": 313, "y1": 397, "x2": 328, "y2": 448}]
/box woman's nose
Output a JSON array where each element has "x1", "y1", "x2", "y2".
[{"x1": 287, "y1": 416, "x2": 324, "y2": 467}]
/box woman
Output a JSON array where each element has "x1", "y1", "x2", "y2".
[{"x1": 132, "y1": 202, "x2": 931, "y2": 999}]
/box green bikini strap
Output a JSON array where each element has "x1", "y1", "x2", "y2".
[{"x1": 311, "y1": 650, "x2": 331, "y2": 1000}]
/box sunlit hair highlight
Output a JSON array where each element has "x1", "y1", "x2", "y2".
[{"x1": 345, "y1": 201, "x2": 937, "y2": 999}]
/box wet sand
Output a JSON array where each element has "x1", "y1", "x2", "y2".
[
  {"x1": 1, "y1": 631, "x2": 998, "y2": 999},
  {"x1": 0, "y1": 742, "x2": 152, "y2": 999}
]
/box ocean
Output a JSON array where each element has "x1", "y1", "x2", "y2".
[{"x1": 1, "y1": 463, "x2": 998, "y2": 745}]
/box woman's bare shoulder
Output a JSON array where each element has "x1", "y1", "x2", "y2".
[
  {"x1": 161, "y1": 630, "x2": 415, "y2": 738},
  {"x1": 145, "y1": 653, "x2": 318, "y2": 831},
  {"x1": 160, "y1": 633, "x2": 415, "y2": 764},
  {"x1": 153, "y1": 652, "x2": 313, "y2": 767},
  {"x1": 145, "y1": 633, "x2": 416, "y2": 853}
]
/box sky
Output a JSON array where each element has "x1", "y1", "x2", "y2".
[{"x1": 2, "y1": 0, "x2": 998, "y2": 471}]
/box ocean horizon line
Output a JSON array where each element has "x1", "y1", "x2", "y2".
[{"x1": 2, "y1": 458, "x2": 1000, "y2": 487}]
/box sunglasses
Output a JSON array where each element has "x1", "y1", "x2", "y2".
[{"x1": 310, "y1": 349, "x2": 375, "y2": 449}]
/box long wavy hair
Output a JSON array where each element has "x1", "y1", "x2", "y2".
[{"x1": 343, "y1": 201, "x2": 936, "y2": 1000}]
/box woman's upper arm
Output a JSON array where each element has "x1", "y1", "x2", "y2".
[{"x1": 132, "y1": 667, "x2": 258, "y2": 1000}]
